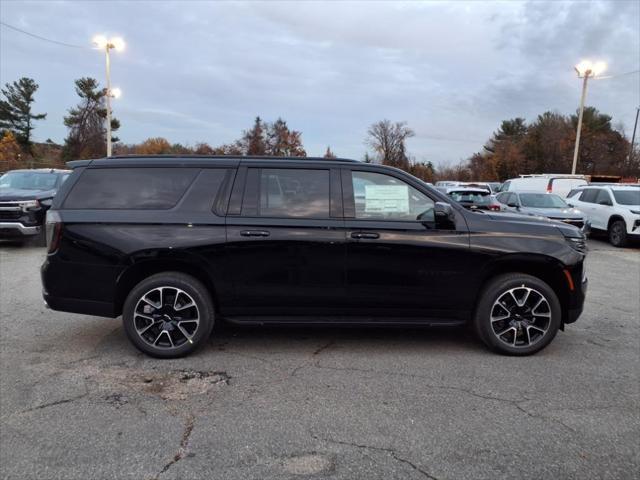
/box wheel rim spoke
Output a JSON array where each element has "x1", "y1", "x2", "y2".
[
  {"x1": 134, "y1": 286, "x2": 200, "y2": 350},
  {"x1": 490, "y1": 285, "x2": 551, "y2": 349}
]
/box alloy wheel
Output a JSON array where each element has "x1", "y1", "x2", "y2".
[
  {"x1": 490, "y1": 286, "x2": 551, "y2": 348},
  {"x1": 133, "y1": 286, "x2": 200, "y2": 350}
]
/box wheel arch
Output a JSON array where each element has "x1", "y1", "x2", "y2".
[
  {"x1": 475, "y1": 254, "x2": 572, "y2": 327},
  {"x1": 115, "y1": 254, "x2": 219, "y2": 317},
  {"x1": 607, "y1": 215, "x2": 626, "y2": 230}
]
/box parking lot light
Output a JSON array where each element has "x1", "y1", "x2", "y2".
[{"x1": 571, "y1": 60, "x2": 607, "y2": 175}]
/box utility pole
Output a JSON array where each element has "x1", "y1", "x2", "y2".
[
  {"x1": 105, "y1": 44, "x2": 112, "y2": 157},
  {"x1": 628, "y1": 106, "x2": 639, "y2": 176}
]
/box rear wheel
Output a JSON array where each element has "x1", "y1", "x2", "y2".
[
  {"x1": 473, "y1": 273, "x2": 561, "y2": 356},
  {"x1": 608, "y1": 220, "x2": 628, "y2": 247},
  {"x1": 122, "y1": 272, "x2": 214, "y2": 358}
]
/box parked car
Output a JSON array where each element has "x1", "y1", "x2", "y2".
[
  {"x1": 0, "y1": 168, "x2": 71, "y2": 244},
  {"x1": 446, "y1": 187, "x2": 501, "y2": 211},
  {"x1": 42, "y1": 156, "x2": 587, "y2": 358},
  {"x1": 495, "y1": 191, "x2": 589, "y2": 233},
  {"x1": 566, "y1": 184, "x2": 640, "y2": 247},
  {"x1": 502, "y1": 174, "x2": 588, "y2": 197}
]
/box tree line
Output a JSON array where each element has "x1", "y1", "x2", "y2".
[{"x1": 1, "y1": 75, "x2": 637, "y2": 181}]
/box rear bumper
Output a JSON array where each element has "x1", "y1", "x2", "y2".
[
  {"x1": 0, "y1": 222, "x2": 40, "y2": 236},
  {"x1": 43, "y1": 292, "x2": 117, "y2": 318}
]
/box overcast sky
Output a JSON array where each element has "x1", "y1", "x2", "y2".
[{"x1": 1, "y1": 0, "x2": 638, "y2": 164}]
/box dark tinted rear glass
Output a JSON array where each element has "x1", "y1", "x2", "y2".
[{"x1": 64, "y1": 168, "x2": 198, "y2": 209}]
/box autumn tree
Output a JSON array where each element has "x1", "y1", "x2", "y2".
[
  {"x1": 265, "y1": 118, "x2": 306, "y2": 157},
  {"x1": 0, "y1": 77, "x2": 46, "y2": 151},
  {"x1": 324, "y1": 146, "x2": 336, "y2": 158},
  {"x1": 194, "y1": 142, "x2": 215, "y2": 155},
  {"x1": 134, "y1": 137, "x2": 172, "y2": 155},
  {"x1": 62, "y1": 78, "x2": 120, "y2": 160},
  {"x1": 366, "y1": 119, "x2": 414, "y2": 169},
  {"x1": 0, "y1": 131, "x2": 23, "y2": 170},
  {"x1": 241, "y1": 116, "x2": 267, "y2": 155}
]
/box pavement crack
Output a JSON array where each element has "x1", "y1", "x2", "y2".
[
  {"x1": 312, "y1": 435, "x2": 438, "y2": 479},
  {"x1": 313, "y1": 340, "x2": 335, "y2": 356},
  {"x1": 154, "y1": 413, "x2": 195, "y2": 479},
  {"x1": 22, "y1": 392, "x2": 88, "y2": 413}
]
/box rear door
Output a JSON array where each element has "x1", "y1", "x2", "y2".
[
  {"x1": 591, "y1": 189, "x2": 613, "y2": 230},
  {"x1": 224, "y1": 164, "x2": 347, "y2": 317},
  {"x1": 342, "y1": 168, "x2": 470, "y2": 321}
]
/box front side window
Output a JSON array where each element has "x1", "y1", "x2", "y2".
[
  {"x1": 352, "y1": 171, "x2": 434, "y2": 221},
  {"x1": 257, "y1": 168, "x2": 330, "y2": 218}
]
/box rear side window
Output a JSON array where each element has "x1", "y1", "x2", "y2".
[
  {"x1": 64, "y1": 168, "x2": 198, "y2": 209},
  {"x1": 579, "y1": 188, "x2": 599, "y2": 203},
  {"x1": 252, "y1": 168, "x2": 330, "y2": 218}
]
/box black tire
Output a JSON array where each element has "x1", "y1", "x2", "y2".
[
  {"x1": 608, "y1": 220, "x2": 628, "y2": 248},
  {"x1": 473, "y1": 273, "x2": 561, "y2": 356},
  {"x1": 122, "y1": 272, "x2": 214, "y2": 358}
]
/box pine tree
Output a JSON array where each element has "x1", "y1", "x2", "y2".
[
  {"x1": 62, "y1": 78, "x2": 120, "y2": 160},
  {"x1": 242, "y1": 116, "x2": 267, "y2": 155},
  {"x1": 324, "y1": 146, "x2": 336, "y2": 158},
  {"x1": 0, "y1": 77, "x2": 46, "y2": 150}
]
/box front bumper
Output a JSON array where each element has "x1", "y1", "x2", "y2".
[
  {"x1": 0, "y1": 222, "x2": 40, "y2": 237},
  {"x1": 565, "y1": 277, "x2": 588, "y2": 324}
]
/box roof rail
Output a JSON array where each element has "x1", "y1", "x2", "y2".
[
  {"x1": 518, "y1": 173, "x2": 586, "y2": 179},
  {"x1": 105, "y1": 154, "x2": 361, "y2": 163}
]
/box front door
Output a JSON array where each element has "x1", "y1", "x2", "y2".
[
  {"x1": 224, "y1": 166, "x2": 347, "y2": 317},
  {"x1": 342, "y1": 169, "x2": 470, "y2": 321}
]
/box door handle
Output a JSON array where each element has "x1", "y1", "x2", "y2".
[
  {"x1": 351, "y1": 232, "x2": 380, "y2": 239},
  {"x1": 240, "y1": 230, "x2": 270, "y2": 237}
]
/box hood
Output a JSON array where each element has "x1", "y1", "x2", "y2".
[
  {"x1": 0, "y1": 187, "x2": 56, "y2": 202},
  {"x1": 520, "y1": 206, "x2": 584, "y2": 219},
  {"x1": 483, "y1": 210, "x2": 565, "y2": 227}
]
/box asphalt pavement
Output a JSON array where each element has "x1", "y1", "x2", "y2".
[{"x1": 0, "y1": 239, "x2": 638, "y2": 480}]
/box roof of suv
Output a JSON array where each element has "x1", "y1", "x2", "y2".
[
  {"x1": 572, "y1": 184, "x2": 640, "y2": 190},
  {"x1": 2, "y1": 168, "x2": 71, "y2": 173},
  {"x1": 67, "y1": 155, "x2": 362, "y2": 168}
]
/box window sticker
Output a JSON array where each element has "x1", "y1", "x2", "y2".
[{"x1": 364, "y1": 185, "x2": 409, "y2": 213}]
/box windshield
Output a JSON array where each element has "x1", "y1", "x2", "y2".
[
  {"x1": 519, "y1": 193, "x2": 567, "y2": 208},
  {"x1": 0, "y1": 172, "x2": 58, "y2": 190},
  {"x1": 448, "y1": 190, "x2": 491, "y2": 204},
  {"x1": 612, "y1": 189, "x2": 640, "y2": 206}
]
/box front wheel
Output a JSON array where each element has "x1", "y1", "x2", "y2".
[
  {"x1": 608, "y1": 220, "x2": 628, "y2": 247},
  {"x1": 473, "y1": 273, "x2": 561, "y2": 356},
  {"x1": 122, "y1": 272, "x2": 214, "y2": 358}
]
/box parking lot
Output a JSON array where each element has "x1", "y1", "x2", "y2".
[{"x1": 0, "y1": 239, "x2": 638, "y2": 480}]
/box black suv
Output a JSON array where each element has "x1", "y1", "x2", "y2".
[
  {"x1": 41, "y1": 156, "x2": 587, "y2": 357},
  {"x1": 0, "y1": 168, "x2": 71, "y2": 244}
]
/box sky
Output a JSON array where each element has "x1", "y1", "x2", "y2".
[{"x1": 0, "y1": 0, "x2": 639, "y2": 164}]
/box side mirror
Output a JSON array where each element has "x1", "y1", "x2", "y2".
[
  {"x1": 598, "y1": 200, "x2": 612, "y2": 206},
  {"x1": 507, "y1": 202, "x2": 518, "y2": 208},
  {"x1": 567, "y1": 203, "x2": 574, "y2": 208},
  {"x1": 434, "y1": 202, "x2": 455, "y2": 228}
]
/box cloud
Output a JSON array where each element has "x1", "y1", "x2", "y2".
[{"x1": 0, "y1": 0, "x2": 637, "y2": 162}]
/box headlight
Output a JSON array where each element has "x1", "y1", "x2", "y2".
[{"x1": 20, "y1": 200, "x2": 40, "y2": 211}]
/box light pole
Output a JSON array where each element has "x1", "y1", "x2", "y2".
[
  {"x1": 571, "y1": 60, "x2": 606, "y2": 175},
  {"x1": 93, "y1": 35, "x2": 125, "y2": 157}
]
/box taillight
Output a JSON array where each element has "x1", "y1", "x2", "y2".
[
  {"x1": 45, "y1": 210, "x2": 62, "y2": 253},
  {"x1": 546, "y1": 180, "x2": 553, "y2": 193},
  {"x1": 489, "y1": 204, "x2": 501, "y2": 211}
]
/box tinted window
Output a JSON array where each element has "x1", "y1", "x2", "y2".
[
  {"x1": 0, "y1": 172, "x2": 58, "y2": 190},
  {"x1": 520, "y1": 193, "x2": 567, "y2": 208},
  {"x1": 579, "y1": 188, "x2": 599, "y2": 203},
  {"x1": 496, "y1": 192, "x2": 509, "y2": 204},
  {"x1": 64, "y1": 168, "x2": 198, "y2": 209},
  {"x1": 448, "y1": 190, "x2": 491, "y2": 205},
  {"x1": 352, "y1": 171, "x2": 434, "y2": 221},
  {"x1": 595, "y1": 189, "x2": 612, "y2": 205},
  {"x1": 256, "y1": 168, "x2": 330, "y2": 218},
  {"x1": 612, "y1": 189, "x2": 640, "y2": 205}
]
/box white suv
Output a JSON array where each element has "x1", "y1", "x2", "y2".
[{"x1": 567, "y1": 185, "x2": 640, "y2": 247}]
